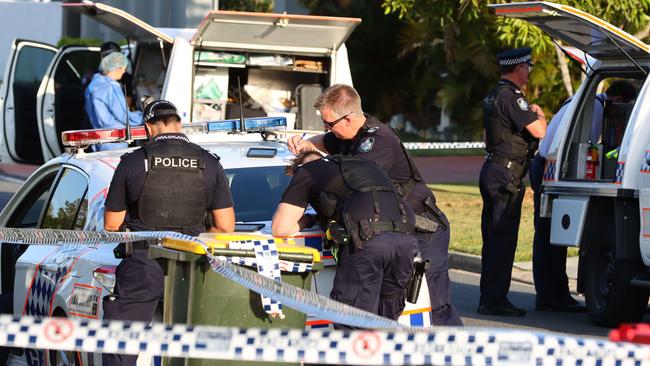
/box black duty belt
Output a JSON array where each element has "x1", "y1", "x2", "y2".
[
  {"x1": 131, "y1": 241, "x2": 150, "y2": 250},
  {"x1": 370, "y1": 220, "x2": 414, "y2": 235},
  {"x1": 486, "y1": 154, "x2": 525, "y2": 174}
]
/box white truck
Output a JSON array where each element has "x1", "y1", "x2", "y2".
[
  {"x1": 0, "y1": 1, "x2": 359, "y2": 165},
  {"x1": 491, "y1": 2, "x2": 650, "y2": 326}
]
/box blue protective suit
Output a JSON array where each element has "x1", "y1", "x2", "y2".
[{"x1": 84, "y1": 73, "x2": 142, "y2": 151}]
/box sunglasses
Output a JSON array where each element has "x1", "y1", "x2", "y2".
[
  {"x1": 322, "y1": 112, "x2": 352, "y2": 129},
  {"x1": 523, "y1": 62, "x2": 534, "y2": 72}
]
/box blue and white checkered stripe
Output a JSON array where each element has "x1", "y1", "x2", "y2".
[
  {"x1": 641, "y1": 151, "x2": 650, "y2": 174},
  {"x1": 543, "y1": 159, "x2": 556, "y2": 181},
  {"x1": 1, "y1": 315, "x2": 649, "y2": 365},
  {"x1": 252, "y1": 240, "x2": 284, "y2": 318},
  {"x1": 615, "y1": 162, "x2": 625, "y2": 184}
]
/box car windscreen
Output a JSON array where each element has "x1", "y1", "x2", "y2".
[{"x1": 225, "y1": 166, "x2": 291, "y2": 223}]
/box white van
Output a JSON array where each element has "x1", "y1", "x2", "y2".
[
  {"x1": 491, "y1": 1, "x2": 650, "y2": 327},
  {"x1": 0, "y1": 2, "x2": 360, "y2": 164}
]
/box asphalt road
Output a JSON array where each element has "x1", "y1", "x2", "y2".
[{"x1": 450, "y1": 269, "x2": 650, "y2": 340}]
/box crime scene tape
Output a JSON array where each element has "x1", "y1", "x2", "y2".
[
  {"x1": 207, "y1": 255, "x2": 402, "y2": 329},
  {"x1": 0, "y1": 227, "x2": 196, "y2": 245},
  {"x1": 0, "y1": 227, "x2": 403, "y2": 329},
  {"x1": 403, "y1": 141, "x2": 485, "y2": 150},
  {"x1": 1, "y1": 314, "x2": 649, "y2": 365}
]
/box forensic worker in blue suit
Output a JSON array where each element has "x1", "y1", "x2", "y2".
[{"x1": 84, "y1": 52, "x2": 142, "y2": 151}]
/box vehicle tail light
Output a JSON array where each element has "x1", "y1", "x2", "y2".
[{"x1": 93, "y1": 266, "x2": 117, "y2": 292}]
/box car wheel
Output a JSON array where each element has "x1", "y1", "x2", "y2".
[{"x1": 584, "y1": 239, "x2": 649, "y2": 327}]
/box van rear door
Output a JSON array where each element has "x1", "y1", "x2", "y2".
[
  {"x1": 0, "y1": 40, "x2": 57, "y2": 165},
  {"x1": 192, "y1": 11, "x2": 360, "y2": 56},
  {"x1": 489, "y1": 2, "x2": 650, "y2": 61},
  {"x1": 37, "y1": 46, "x2": 100, "y2": 161},
  {"x1": 62, "y1": 2, "x2": 173, "y2": 44}
]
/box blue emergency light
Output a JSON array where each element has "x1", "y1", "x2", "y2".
[{"x1": 205, "y1": 117, "x2": 287, "y2": 133}]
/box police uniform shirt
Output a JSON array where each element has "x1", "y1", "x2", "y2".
[
  {"x1": 486, "y1": 80, "x2": 538, "y2": 158},
  {"x1": 281, "y1": 158, "x2": 410, "y2": 222},
  {"x1": 105, "y1": 133, "x2": 233, "y2": 234},
  {"x1": 323, "y1": 115, "x2": 431, "y2": 214}
]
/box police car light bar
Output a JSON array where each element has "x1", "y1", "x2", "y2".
[
  {"x1": 62, "y1": 127, "x2": 148, "y2": 147},
  {"x1": 62, "y1": 117, "x2": 287, "y2": 147},
  {"x1": 203, "y1": 116, "x2": 287, "y2": 133}
]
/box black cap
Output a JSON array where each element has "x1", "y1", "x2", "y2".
[
  {"x1": 143, "y1": 100, "x2": 181, "y2": 123},
  {"x1": 100, "y1": 41, "x2": 121, "y2": 59},
  {"x1": 497, "y1": 47, "x2": 533, "y2": 66}
]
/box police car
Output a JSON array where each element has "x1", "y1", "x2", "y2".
[{"x1": 0, "y1": 117, "x2": 432, "y2": 366}]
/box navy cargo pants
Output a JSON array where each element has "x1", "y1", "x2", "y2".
[
  {"x1": 414, "y1": 210, "x2": 462, "y2": 326},
  {"x1": 479, "y1": 160, "x2": 525, "y2": 306},
  {"x1": 102, "y1": 248, "x2": 163, "y2": 366},
  {"x1": 330, "y1": 232, "x2": 418, "y2": 328}
]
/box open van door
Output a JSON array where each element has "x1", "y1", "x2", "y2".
[
  {"x1": 37, "y1": 46, "x2": 100, "y2": 161},
  {"x1": 489, "y1": 2, "x2": 650, "y2": 61},
  {"x1": 62, "y1": 2, "x2": 173, "y2": 44},
  {"x1": 192, "y1": 11, "x2": 360, "y2": 56},
  {"x1": 0, "y1": 40, "x2": 57, "y2": 165},
  {"x1": 63, "y1": 2, "x2": 175, "y2": 119}
]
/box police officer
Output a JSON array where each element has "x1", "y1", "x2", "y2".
[
  {"x1": 272, "y1": 151, "x2": 419, "y2": 325},
  {"x1": 102, "y1": 100, "x2": 235, "y2": 365},
  {"x1": 478, "y1": 47, "x2": 547, "y2": 316},
  {"x1": 287, "y1": 84, "x2": 462, "y2": 326}
]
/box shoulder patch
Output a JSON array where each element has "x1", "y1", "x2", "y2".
[
  {"x1": 516, "y1": 98, "x2": 529, "y2": 111},
  {"x1": 358, "y1": 137, "x2": 375, "y2": 153}
]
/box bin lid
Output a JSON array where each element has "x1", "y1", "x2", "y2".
[{"x1": 162, "y1": 232, "x2": 321, "y2": 263}]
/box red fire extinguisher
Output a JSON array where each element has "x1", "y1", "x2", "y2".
[{"x1": 585, "y1": 145, "x2": 599, "y2": 180}]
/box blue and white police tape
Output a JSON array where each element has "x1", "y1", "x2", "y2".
[
  {"x1": 0, "y1": 314, "x2": 649, "y2": 365},
  {"x1": 0, "y1": 227, "x2": 201, "y2": 246},
  {"x1": 403, "y1": 141, "x2": 485, "y2": 150},
  {"x1": 0, "y1": 227, "x2": 403, "y2": 329}
]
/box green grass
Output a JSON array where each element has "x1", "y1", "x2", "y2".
[{"x1": 429, "y1": 183, "x2": 578, "y2": 262}]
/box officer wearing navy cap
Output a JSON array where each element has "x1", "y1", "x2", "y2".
[
  {"x1": 478, "y1": 47, "x2": 547, "y2": 316},
  {"x1": 102, "y1": 100, "x2": 235, "y2": 365}
]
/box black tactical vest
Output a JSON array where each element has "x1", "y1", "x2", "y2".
[
  {"x1": 314, "y1": 155, "x2": 413, "y2": 248},
  {"x1": 483, "y1": 81, "x2": 536, "y2": 162},
  {"x1": 138, "y1": 137, "x2": 207, "y2": 233}
]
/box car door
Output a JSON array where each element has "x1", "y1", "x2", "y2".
[
  {"x1": 0, "y1": 40, "x2": 57, "y2": 165},
  {"x1": 37, "y1": 46, "x2": 101, "y2": 161}
]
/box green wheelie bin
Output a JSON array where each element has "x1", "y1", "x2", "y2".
[{"x1": 149, "y1": 232, "x2": 323, "y2": 366}]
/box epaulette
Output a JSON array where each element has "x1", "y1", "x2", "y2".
[{"x1": 365, "y1": 126, "x2": 380, "y2": 134}]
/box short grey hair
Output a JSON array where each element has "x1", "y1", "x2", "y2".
[
  {"x1": 313, "y1": 84, "x2": 363, "y2": 117},
  {"x1": 99, "y1": 52, "x2": 128, "y2": 73}
]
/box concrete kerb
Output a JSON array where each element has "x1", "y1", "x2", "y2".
[{"x1": 448, "y1": 251, "x2": 580, "y2": 294}]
